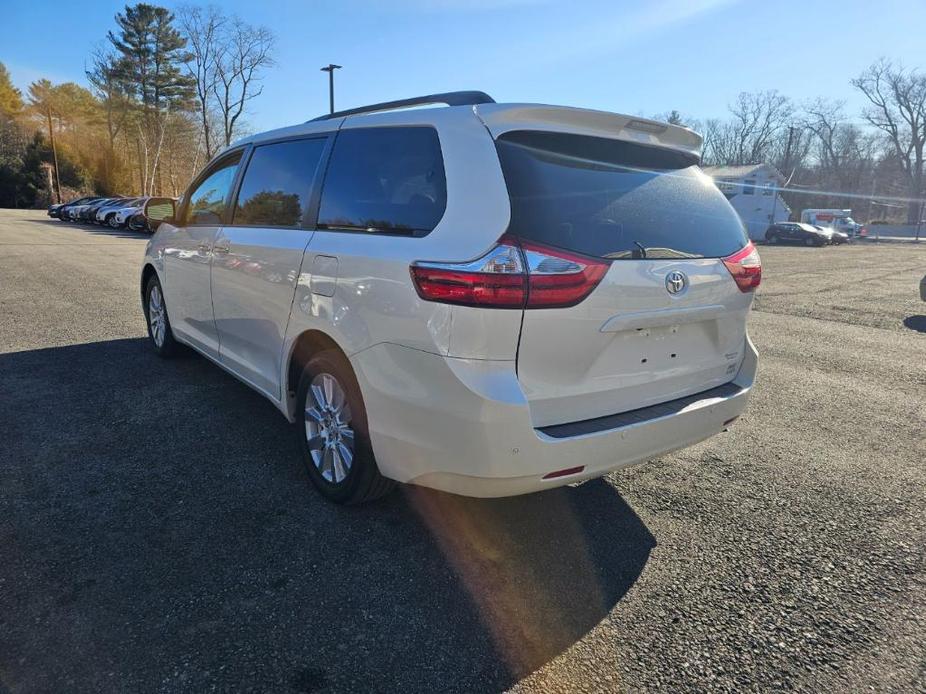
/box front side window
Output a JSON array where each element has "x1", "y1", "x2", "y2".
[
  {"x1": 496, "y1": 130, "x2": 748, "y2": 260},
  {"x1": 233, "y1": 138, "x2": 327, "y2": 227},
  {"x1": 183, "y1": 153, "x2": 242, "y2": 226},
  {"x1": 318, "y1": 127, "x2": 446, "y2": 236}
]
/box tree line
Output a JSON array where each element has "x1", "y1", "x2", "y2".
[
  {"x1": 658, "y1": 59, "x2": 925, "y2": 225},
  {"x1": 0, "y1": 2, "x2": 273, "y2": 208},
  {"x1": 1, "y1": 10, "x2": 924, "y2": 224}
]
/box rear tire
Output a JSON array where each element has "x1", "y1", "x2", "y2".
[
  {"x1": 144, "y1": 275, "x2": 179, "y2": 358},
  {"x1": 767, "y1": 234, "x2": 778, "y2": 244},
  {"x1": 295, "y1": 350, "x2": 395, "y2": 504}
]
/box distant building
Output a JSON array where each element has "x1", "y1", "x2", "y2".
[{"x1": 703, "y1": 164, "x2": 791, "y2": 241}]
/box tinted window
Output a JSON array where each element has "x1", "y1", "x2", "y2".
[
  {"x1": 183, "y1": 153, "x2": 242, "y2": 226},
  {"x1": 318, "y1": 127, "x2": 446, "y2": 235},
  {"x1": 496, "y1": 130, "x2": 748, "y2": 259},
  {"x1": 233, "y1": 138, "x2": 327, "y2": 227}
]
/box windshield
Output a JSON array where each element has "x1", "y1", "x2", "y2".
[{"x1": 496, "y1": 130, "x2": 748, "y2": 259}]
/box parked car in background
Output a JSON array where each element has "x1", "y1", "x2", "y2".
[
  {"x1": 126, "y1": 210, "x2": 150, "y2": 232},
  {"x1": 79, "y1": 197, "x2": 124, "y2": 223},
  {"x1": 139, "y1": 91, "x2": 760, "y2": 505},
  {"x1": 95, "y1": 197, "x2": 140, "y2": 225},
  {"x1": 111, "y1": 197, "x2": 150, "y2": 228},
  {"x1": 60, "y1": 197, "x2": 103, "y2": 221},
  {"x1": 47, "y1": 202, "x2": 64, "y2": 218},
  {"x1": 814, "y1": 225, "x2": 849, "y2": 244},
  {"x1": 765, "y1": 222, "x2": 830, "y2": 246}
]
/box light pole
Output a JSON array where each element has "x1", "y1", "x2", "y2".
[{"x1": 320, "y1": 64, "x2": 341, "y2": 114}]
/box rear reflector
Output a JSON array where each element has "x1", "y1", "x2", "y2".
[
  {"x1": 411, "y1": 236, "x2": 609, "y2": 309},
  {"x1": 542, "y1": 465, "x2": 585, "y2": 480},
  {"x1": 722, "y1": 241, "x2": 762, "y2": 292}
]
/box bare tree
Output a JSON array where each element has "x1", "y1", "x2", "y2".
[
  {"x1": 213, "y1": 18, "x2": 274, "y2": 148},
  {"x1": 708, "y1": 91, "x2": 794, "y2": 166},
  {"x1": 793, "y1": 98, "x2": 876, "y2": 210},
  {"x1": 177, "y1": 8, "x2": 273, "y2": 157},
  {"x1": 177, "y1": 5, "x2": 225, "y2": 159},
  {"x1": 852, "y1": 59, "x2": 926, "y2": 223}
]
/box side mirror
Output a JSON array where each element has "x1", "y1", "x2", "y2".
[{"x1": 144, "y1": 197, "x2": 177, "y2": 231}]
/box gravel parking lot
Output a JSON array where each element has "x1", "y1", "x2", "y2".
[{"x1": 1, "y1": 208, "x2": 924, "y2": 693}]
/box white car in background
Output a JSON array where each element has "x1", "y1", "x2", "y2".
[
  {"x1": 111, "y1": 197, "x2": 150, "y2": 228},
  {"x1": 139, "y1": 91, "x2": 761, "y2": 504},
  {"x1": 95, "y1": 197, "x2": 142, "y2": 225}
]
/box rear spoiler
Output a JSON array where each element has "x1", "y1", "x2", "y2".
[{"x1": 475, "y1": 103, "x2": 702, "y2": 160}]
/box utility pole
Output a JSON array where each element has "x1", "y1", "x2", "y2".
[
  {"x1": 43, "y1": 105, "x2": 62, "y2": 203},
  {"x1": 782, "y1": 125, "x2": 796, "y2": 175},
  {"x1": 320, "y1": 64, "x2": 342, "y2": 114}
]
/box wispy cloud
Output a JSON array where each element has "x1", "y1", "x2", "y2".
[
  {"x1": 503, "y1": 0, "x2": 740, "y2": 70},
  {"x1": 397, "y1": 0, "x2": 551, "y2": 9}
]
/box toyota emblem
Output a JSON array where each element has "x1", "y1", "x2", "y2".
[{"x1": 665, "y1": 271, "x2": 687, "y2": 295}]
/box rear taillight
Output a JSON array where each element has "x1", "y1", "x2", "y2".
[
  {"x1": 722, "y1": 241, "x2": 762, "y2": 292},
  {"x1": 411, "y1": 236, "x2": 610, "y2": 309},
  {"x1": 410, "y1": 238, "x2": 527, "y2": 308},
  {"x1": 520, "y1": 240, "x2": 610, "y2": 308}
]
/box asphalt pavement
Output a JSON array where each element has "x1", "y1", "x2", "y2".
[{"x1": 1, "y1": 209, "x2": 924, "y2": 693}]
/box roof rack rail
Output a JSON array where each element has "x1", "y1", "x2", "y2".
[{"x1": 309, "y1": 90, "x2": 495, "y2": 122}]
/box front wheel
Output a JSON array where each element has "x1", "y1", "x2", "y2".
[
  {"x1": 144, "y1": 275, "x2": 179, "y2": 357},
  {"x1": 805, "y1": 237, "x2": 816, "y2": 247},
  {"x1": 295, "y1": 351, "x2": 395, "y2": 504}
]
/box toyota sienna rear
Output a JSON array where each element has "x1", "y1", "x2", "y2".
[{"x1": 140, "y1": 92, "x2": 759, "y2": 503}]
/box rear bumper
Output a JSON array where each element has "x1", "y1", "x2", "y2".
[{"x1": 351, "y1": 334, "x2": 758, "y2": 498}]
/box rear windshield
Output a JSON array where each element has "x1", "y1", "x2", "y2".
[{"x1": 496, "y1": 131, "x2": 748, "y2": 259}]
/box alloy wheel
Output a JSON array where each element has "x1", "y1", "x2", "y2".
[
  {"x1": 148, "y1": 284, "x2": 166, "y2": 347},
  {"x1": 304, "y1": 372, "x2": 354, "y2": 484}
]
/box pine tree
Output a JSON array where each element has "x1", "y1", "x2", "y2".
[
  {"x1": 108, "y1": 3, "x2": 194, "y2": 193},
  {"x1": 0, "y1": 62, "x2": 24, "y2": 116}
]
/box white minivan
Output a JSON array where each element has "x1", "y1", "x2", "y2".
[{"x1": 140, "y1": 91, "x2": 760, "y2": 504}]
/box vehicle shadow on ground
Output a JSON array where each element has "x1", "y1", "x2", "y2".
[
  {"x1": 0, "y1": 338, "x2": 654, "y2": 692},
  {"x1": 903, "y1": 315, "x2": 926, "y2": 333},
  {"x1": 23, "y1": 217, "x2": 150, "y2": 239}
]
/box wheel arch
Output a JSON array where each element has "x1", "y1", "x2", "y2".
[
  {"x1": 140, "y1": 263, "x2": 159, "y2": 309},
  {"x1": 284, "y1": 329, "x2": 351, "y2": 420}
]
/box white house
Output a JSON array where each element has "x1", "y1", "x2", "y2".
[{"x1": 703, "y1": 164, "x2": 791, "y2": 241}]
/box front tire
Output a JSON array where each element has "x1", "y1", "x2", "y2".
[
  {"x1": 144, "y1": 275, "x2": 179, "y2": 357},
  {"x1": 295, "y1": 350, "x2": 395, "y2": 504}
]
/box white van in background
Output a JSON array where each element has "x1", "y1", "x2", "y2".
[{"x1": 800, "y1": 209, "x2": 861, "y2": 237}]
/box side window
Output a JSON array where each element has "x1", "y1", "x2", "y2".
[
  {"x1": 318, "y1": 126, "x2": 447, "y2": 236},
  {"x1": 742, "y1": 178, "x2": 756, "y2": 195},
  {"x1": 183, "y1": 153, "x2": 242, "y2": 226},
  {"x1": 233, "y1": 138, "x2": 327, "y2": 227}
]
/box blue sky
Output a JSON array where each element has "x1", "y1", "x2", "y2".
[{"x1": 4, "y1": 0, "x2": 924, "y2": 132}]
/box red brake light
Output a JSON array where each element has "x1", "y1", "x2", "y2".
[
  {"x1": 411, "y1": 237, "x2": 610, "y2": 309},
  {"x1": 410, "y1": 239, "x2": 527, "y2": 308},
  {"x1": 520, "y1": 240, "x2": 610, "y2": 308},
  {"x1": 722, "y1": 241, "x2": 762, "y2": 292}
]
